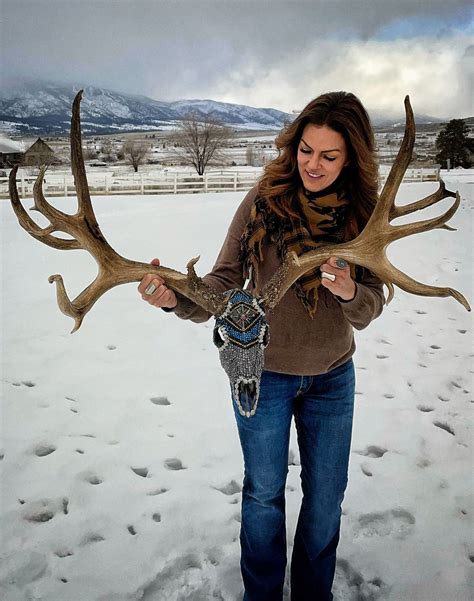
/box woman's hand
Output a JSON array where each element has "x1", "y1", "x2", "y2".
[
  {"x1": 320, "y1": 257, "x2": 356, "y2": 301},
  {"x1": 138, "y1": 258, "x2": 178, "y2": 309}
]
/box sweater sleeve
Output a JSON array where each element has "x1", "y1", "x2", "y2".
[
  {"x1": 162, "y1": 186, "x2": 258, "y2": 323},
  {"x1": 336, "y1": 268, "x2": 385, "y2": 330}
]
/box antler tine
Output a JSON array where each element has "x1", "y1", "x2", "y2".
[
  {"x1": 32, "y1": 165, "x2": 72, "y2": 224},
  {"x1": 9, "y1": 165, "x2": 80, "y2": 250},
  {"x1": 390, "y1": 192, "x2": 461, "y2": 241},
  {"x1": 374, "y1": 95, "x2": 415, "y2": 220},
  {"x1": 71, "y1": 90, "x2": 102, "y2": 229},
  {"x1": 390, "y1": 179, "x2": 456, "y2": 220},
  {"x1": 375, "y1": 256, "x2": 471, "y2": 311}
]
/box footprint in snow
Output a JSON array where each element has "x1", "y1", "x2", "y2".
[
  {"x1": 457, "y1": 329, "x2": 467, "y2": 334},
  {"x1": 0, "y1": 452, "x2": 4, "y2": 461},
  {"x1": 80, "y1": 533, "x2": 105, "y2": 545},
  {"x1": 376, "y1": 355, "x2": 389, "y2": 359},
  {"x1": 353, "y1": 508, "x2": 415, "y2": 540},
  {"x1": 430, "y1": 344, "x2": 441, "y2": 350},
  {"x1": 150, "y1": 396, "x2": 171, "y2": 405},
  {"x1": 34, "y1": 444, "x2": 57, "y2": 457},
  {"x1": 383, "y1": 393, "x2": 395, "y2": 399},
  {"x1": 214, "y1": 479, "x2": 241, "y2": 495},
  {"x1": 54, "y1": 549, "x2": 74, "y2": 558},
  {"x1": 152, "y1": 513, "x2": 161, "y2": 522},
  {"x1": 354, "y1": 445, "x2": 388, "y2": 459},
  {"x1": 438, "y1": 395, "x2": 450, "y2": 402},
  {"x1": 416, "y1": 458, "x2": 431, "y2": 468},
  {"x1": 147, "y1": 487, "x2": 168, "y2": 496},
  {"x1": 22, "y1": 497, "x2": 68, "y2": 523},
  {"x1": 333, "y1": 558, "x2": 388, "y2": 601},
  {"x1": 164, "y1": 458, "x2": 186, "y2": 470},
  {"x1": 433, "y1": 421, "x2": 455, "y2": 436},
  {"x1": 417, "y1": 405, "x2": 435, "y2": 413},
  {"x1": 449, "y1": 380, "x2": 462, "y2": 390},
  {"x1": 360, "y1": 464, "x2": 373, "y2": 477},
  {"x1": 131, "y1": 467, "x2": 149, "y2": 477},
  {"x1": 107, "y1": 345, "x2": 117, "y2": 350},
  {"x1": 288, "y1": 449, "x2": 300, "y2": 466},
  {"x1": 22, "y1": 381, "x2": 36, "y2": 387},
  {"x1": 415, "y1": 310, "x2": 427, "y2": 315},
  {"x1": 82, "y1": 471, "x2": 103, "y2": 485},
  {"x1": 127, "y1": 525, "x2": 137, "y2": 535}
]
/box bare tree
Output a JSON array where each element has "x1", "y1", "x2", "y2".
[
  {"x1": 122, "y1": 141, "x2": 149, "y2": 172},
  {"x1": 170, "y1": 112, "x2": 234, "y2": 175}
]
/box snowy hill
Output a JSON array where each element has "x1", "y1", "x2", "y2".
[{"x1": 0, "y1": 81, "x2": 291, "y2": 135}]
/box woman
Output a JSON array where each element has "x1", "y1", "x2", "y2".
[{"x1": 138, "y1": 91, "x2": 385, "y2": 601}]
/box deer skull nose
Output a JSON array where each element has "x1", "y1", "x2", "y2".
[{"x1": 236, "y1": 379, "x2": 259, "y2": 417}]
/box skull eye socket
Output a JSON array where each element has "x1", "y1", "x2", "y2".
[{"x1": 213, "y1": 325, "x2": 225, "y2": 348}]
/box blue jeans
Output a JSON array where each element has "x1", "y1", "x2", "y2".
[{"x1": 232, "y1": 359, "x2": 355, "y2": 601}]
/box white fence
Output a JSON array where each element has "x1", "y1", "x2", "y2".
[
  {"x1": 0, "y1": 170, "x2": 261, "y2": 199},
  {"x1": 0, "y1": 166, "x2": 440, "y2": 199}
]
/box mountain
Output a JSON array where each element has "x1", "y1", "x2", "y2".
[
  {"x1": 0, "y1": 79, "x2": 453, "y2": 137},
  {"x1": 0, "y1": 80, "x2": 291, "y2": 135}
]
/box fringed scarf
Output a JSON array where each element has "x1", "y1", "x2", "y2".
[{"x1": 239, "y1": 183, "x2": 358, "y2": 318}]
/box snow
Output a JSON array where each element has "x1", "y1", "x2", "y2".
[{"x1": 1, "y1": 176, "x2": 473, "y2": 601}]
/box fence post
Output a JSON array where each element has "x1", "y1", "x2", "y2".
[
  {"x1": 105, "y1": 174, "x2": 109, "y2": 193},
  {"x1": 174, "y1": 172, "x2": 177, "y2": 194},
  {"x1": 234, "y1": 172, "x2": 237, "y2": 191},
  {"x1": 204, "y1": 172, "x2": 208, "y2": 193},
  {"x1": 64, "y1": 174, "x2": 67, "y2": 197},
  {"x1": 140, "y1": 173, "x2": 144, "y2": 195},
  {"x1": 21, "y1": 173, "x2": 25, "y2": 196},
  {"x1": 420, "y1": 169, "x2": 423, "y2": 182}
]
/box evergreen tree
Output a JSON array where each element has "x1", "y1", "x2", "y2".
[{"x1": 435, "y1": 119, "x2": 472, "y2": 168}]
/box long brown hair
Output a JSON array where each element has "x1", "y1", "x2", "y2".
[{"x1": 258, "y1": 91, "x2": 379, "y2": 229}]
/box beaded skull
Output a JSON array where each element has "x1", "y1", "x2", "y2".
[{"x1": 213, "y1": 289, "x2": 269, "y2": 417}]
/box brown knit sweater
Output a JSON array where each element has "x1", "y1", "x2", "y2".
[{"x1": 165, "y1": 186, "x2": 385, "y2": 375}]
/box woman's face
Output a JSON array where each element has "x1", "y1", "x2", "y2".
[{"x1": 297, "y1": 124, "x2": 349, "y2": 193}]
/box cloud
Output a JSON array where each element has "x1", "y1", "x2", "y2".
[
  {"x1": 2, "y1": 0, "x2": 472, "y2": 117},
  {"x1": 209, "y1": 34, "x2": 473, "y2": 118}
]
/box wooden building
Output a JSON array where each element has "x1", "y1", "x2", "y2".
[{"x1": 23, "y1": 138, "x2": 55, "y2": 166}]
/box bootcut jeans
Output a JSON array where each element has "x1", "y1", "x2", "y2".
[{"x1": 232, "y1": 358, "x2": 355, "y2": 601}]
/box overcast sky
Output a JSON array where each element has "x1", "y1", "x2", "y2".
[{"x1": 2, "y1": 0, "x2": 473, "y2": 118}]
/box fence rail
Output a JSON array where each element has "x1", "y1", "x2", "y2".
[{"x1": 0, "y1": 166, "x2": 440, "y2": 199}]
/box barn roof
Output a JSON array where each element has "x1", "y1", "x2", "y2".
[{"x1": 0, "y1": 137, "x2": 24, "y2": 154}]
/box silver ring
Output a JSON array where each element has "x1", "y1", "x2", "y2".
[
  {"x1": 145, "y1": 283, "x2": 157, "y2": 295},
  {"x1": 321, "y1": 271, "x2": 336, "y2": 282}
]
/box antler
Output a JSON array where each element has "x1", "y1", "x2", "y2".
[
  {"x1": 9, "y1": 90, "x2": 227, "y2": 332},
  {"x1": 9, "y1": 92, "x2": 470, "y2": 334},
  {"x1": 259, "y1": 96, "x2": 470, "y2": 312}
]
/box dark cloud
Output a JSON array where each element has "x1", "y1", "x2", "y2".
[{"x1": 1, "y1": 0, "x2": 472, "y2": 114}]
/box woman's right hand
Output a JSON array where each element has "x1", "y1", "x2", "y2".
[{"x1": 138, "y1": 258, "x2": 178, "y2": 309}]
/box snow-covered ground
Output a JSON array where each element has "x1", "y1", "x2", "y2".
[{"x1": 1, "y1": 175, "x2": 472, "y2": 601}]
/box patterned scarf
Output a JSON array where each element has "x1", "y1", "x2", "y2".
[{"x1": 240, "y1": 183, "x2": 357, "y2": 318}]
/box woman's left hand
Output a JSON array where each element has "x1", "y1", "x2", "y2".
[{"x1": 320, "y1": 257, "x2": 356, "y2": 301}]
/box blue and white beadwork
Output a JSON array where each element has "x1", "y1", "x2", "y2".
[{"x1": 213, "y1": 289, "x2": 269, "y2": 417}]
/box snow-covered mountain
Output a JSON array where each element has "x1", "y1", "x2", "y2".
[
  {"x1": 0, "y1": 79, "x2": 448, "y2": 136},
  {"x1": 0, "y1": 81, "x2": 291, "y2": 135}
]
